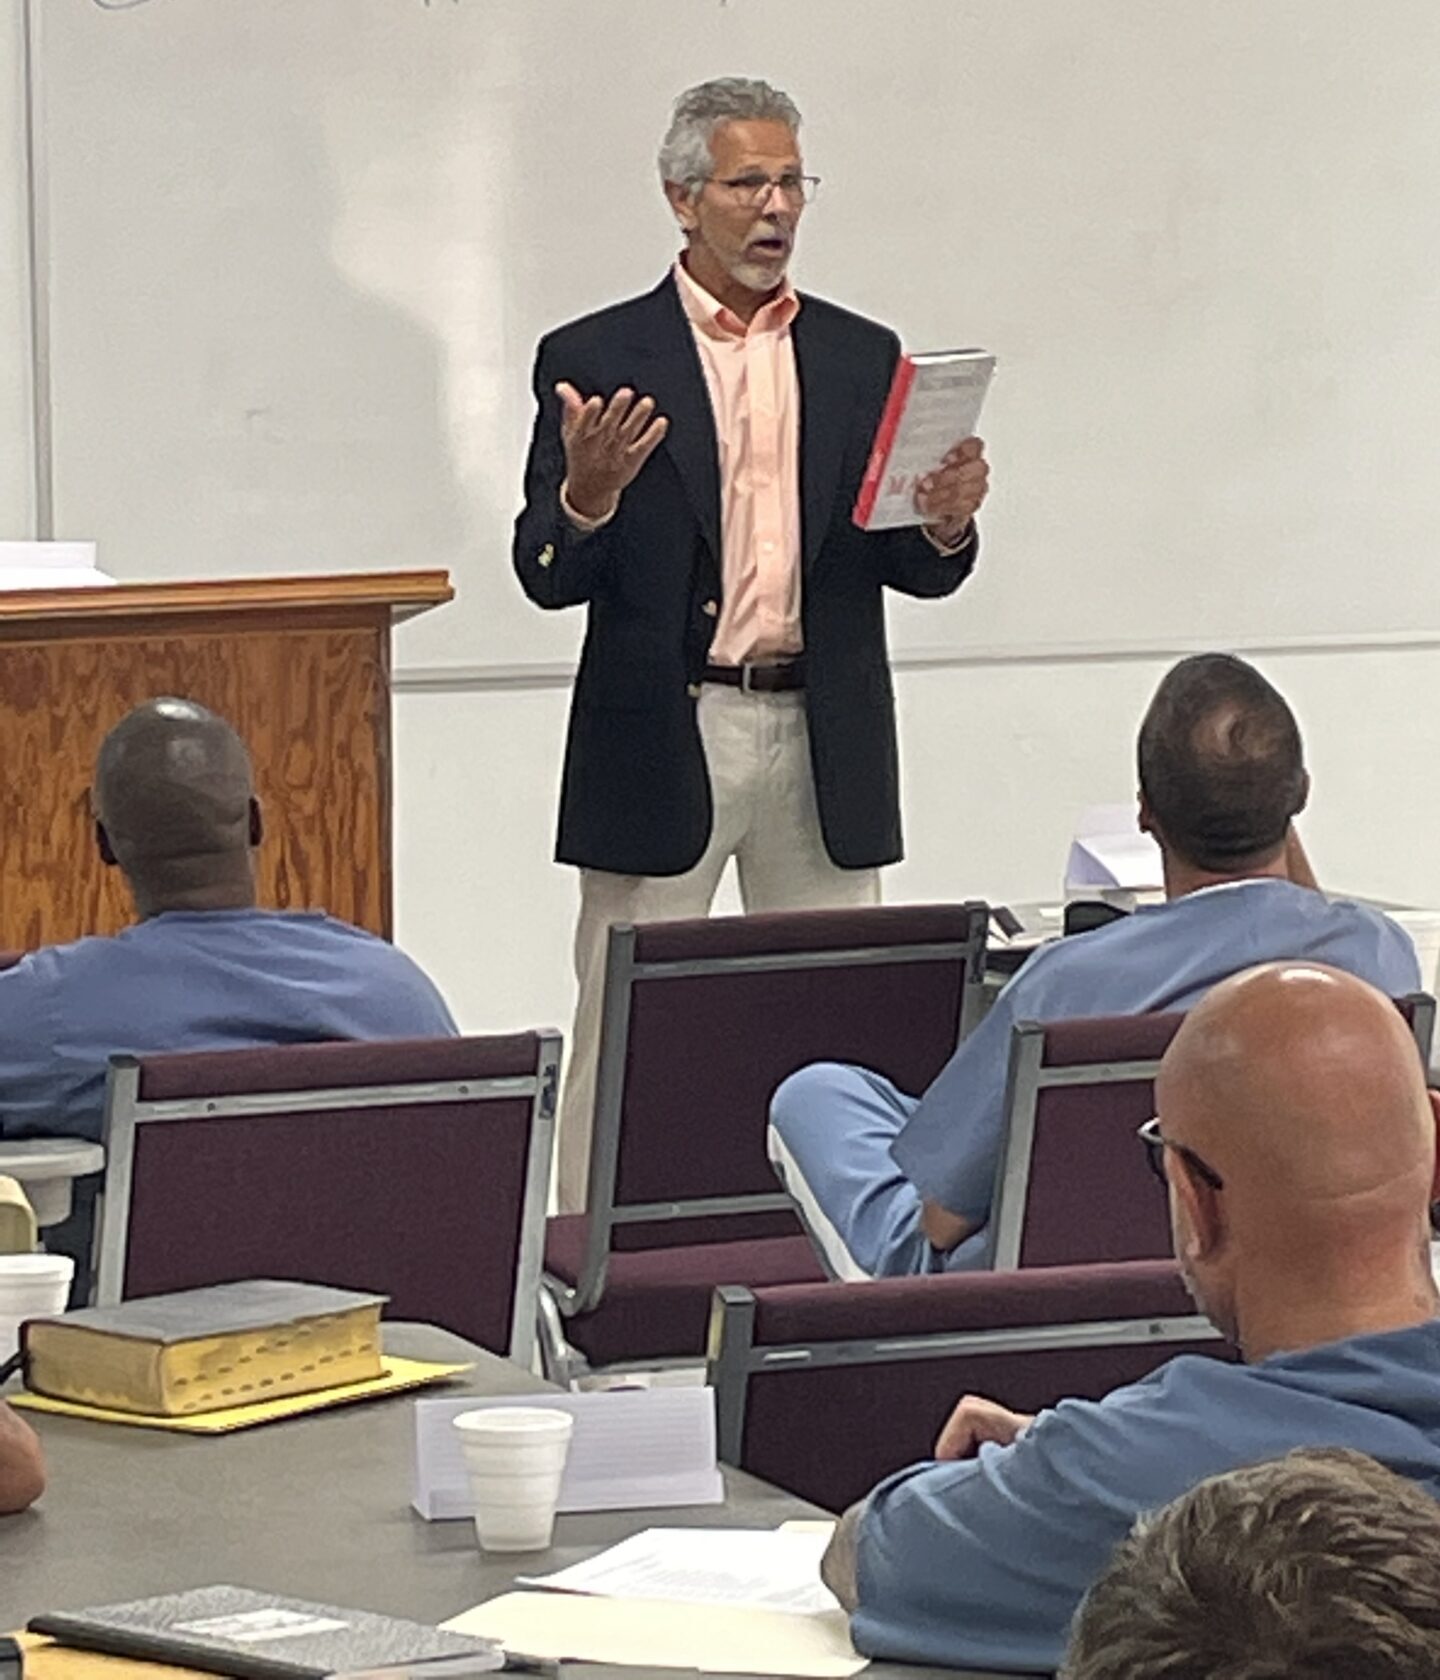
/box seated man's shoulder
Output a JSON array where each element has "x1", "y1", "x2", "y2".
[
  {"x1": 1002, "y1": 908, "x2": 1154, "y2": 998},
  {"x1": 1039, "y1": 1347, "x2": 1249, "y2": 1447},
  {"x1": 0, "y1": 930, "x2": 127, "y2": 992},
  {"x1": 296, "y1": 915, "x2": 454, "y2": 1021},
  {"x1": 1326, "y1": 893, "x2": 1424, "y2": 947},
  {"x1": 268, "y1": 912, "x2": 422, "y2": 970}
]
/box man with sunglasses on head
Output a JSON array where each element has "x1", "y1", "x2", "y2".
[
  {"x1": 514, "y1": 78, "x2": 991, "y2": 1212},
  {"x1": 769, "y1": 652, "x2": 1420, "y2": 1277},
  {"x1": 821, "y1": 962, "x2": 1440, "y2": 1674}
]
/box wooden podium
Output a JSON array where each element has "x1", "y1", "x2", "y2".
[{"x1": 0, "y1": 570, "x2": 452, "y2": 949}]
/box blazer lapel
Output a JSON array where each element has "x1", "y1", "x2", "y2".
[
  {"x1": 627, "y1": 279, "x2": 721, "y2": 559},
  {"x1": 793, "y1": 301, "x2": 853, "y2": 570}
]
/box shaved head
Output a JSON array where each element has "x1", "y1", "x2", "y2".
[
  {"x1": 94, "y1": 699, "x2": 261, "y2": 916},
  {"x1": 1155, "y1": 963, "x2": 1438, "y2": 1356}
]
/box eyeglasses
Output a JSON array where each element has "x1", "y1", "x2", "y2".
[
  {"x1": 1137, "y1": 1118, "x2": 1226, "y2": 1192},
  {"x1": 709, "y1": 172, "x2": 820, "y2": 207}
]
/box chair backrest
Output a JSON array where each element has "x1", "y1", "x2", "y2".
[
  {"x1": 708, "y1": 1261, "x2": 1231, "y2": 1513},
  {"x1": 571, "y1": 903, "x2": 989, "y2": 1293},
  {"x1": 990, "y1": 992, "x2": 1437, "y2": 1272},
  {"x1": 95, "y1": 1031, "x2": 559, "y2": 1365}
]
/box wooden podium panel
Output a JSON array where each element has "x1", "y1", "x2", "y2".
[{"x1": 0, "y1": 571, "x2": 451, "y2": 949}]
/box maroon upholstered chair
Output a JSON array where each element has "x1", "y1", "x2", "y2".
[
  {"x1": 708, "y1": 1260, "x2": 1233, "y2": 1514},
  {"x1": 988, "y1": 992, "x2": 1436, "y2": 1272},
  {"x1": 542, "y1": 902, "x2": 991, "y2": 1381},
  {"x1": 95, "y1": 1032, "x2": 559, "y2": 1365}
]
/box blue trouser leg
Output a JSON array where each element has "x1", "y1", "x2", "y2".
[{"x1": 768, "y1": 1062, "x2": 939, "y2": 1278}]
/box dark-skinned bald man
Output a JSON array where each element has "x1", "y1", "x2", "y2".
[
  {"x1": 824, "y1": 963, "x2": 1440, "y2": 1675},
  {"x1": 0, "y1": 700, "x2": 457, "y2": 1291}
]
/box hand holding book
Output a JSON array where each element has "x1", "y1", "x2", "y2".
[
  {"x1": 915, "y1": 436, "x2": 990, "y2": 546},
  {"x1": 853, "y1": 348, "x2": 996, "y2": 533}
]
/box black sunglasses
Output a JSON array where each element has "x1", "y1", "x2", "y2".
[{"x1": 1137, "y1": 1117, "x2": 1225, "y2": 1192}]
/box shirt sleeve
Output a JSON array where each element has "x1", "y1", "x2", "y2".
[
  {"x1": 1382, "y1": 920, "x2": 1425, "y2": 995},
  {"x1": 889, "y1": 968, "x2": 1035, "y2": 1223},
  {"x1": 0, "y1": 963, "x2": 84, "y2": 1141},
  {"x1": 396, "y1": 963, "x2": 460, "y2": 1037},
  {"x1": 852, "y1": 1389, "x2": 1179, "y2": 1674}
]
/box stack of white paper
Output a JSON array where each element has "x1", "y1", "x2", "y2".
[
  {"x1": 1065, "y1": 803, "x2": 1164, "y2": 896},
  {"x1": 0, "y1": 541, "x2": 113, "y2": 592}
]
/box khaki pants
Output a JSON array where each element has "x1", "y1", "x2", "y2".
[{"x1": 556, "y1": 684, "x2": 882, "y2": 1212}]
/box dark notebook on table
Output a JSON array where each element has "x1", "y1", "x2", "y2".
[{"x1": 29, "y1": 1585, "x2": 504, "y2": 1680}]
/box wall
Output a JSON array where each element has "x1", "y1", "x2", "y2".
[
  {"x1": 0, "y1": 3, "x2": 33, "y2": 534},
  {"x1": 28, "y1": 0, "x2": 1440, "y2": 667}
]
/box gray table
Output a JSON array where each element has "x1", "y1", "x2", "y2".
[{"x1": 0, "y1": 1326, "x2": 1007, "y2": 1678}]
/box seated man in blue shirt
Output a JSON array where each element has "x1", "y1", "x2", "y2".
[
  {"x1": 768, "y1": 653, "x2": 1420, "y2": 1277},
  {"x1": 0, "y1": 698, "x2": 459, "y2": 1288},
  {"x1": 821, "y1": 962, "x2": 1440, "y2": 1674}
]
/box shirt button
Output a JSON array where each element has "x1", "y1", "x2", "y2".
[
  {"x1": 687, "y1": 683, "x2": 703, "y2": 700},
  {"x1": 702, "y1": 599, "x2": 718, "y2": 617}
]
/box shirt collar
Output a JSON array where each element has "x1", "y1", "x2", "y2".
[
  {"x1": 1179, "y1": 878, "x2": 1295, "y2": 902},
  {"x1": 671, "y1": 257, "x2": 800, "y2": 340}
]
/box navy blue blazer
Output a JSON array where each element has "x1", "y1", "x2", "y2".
[{"x1": 513, "y1": 275, "x2": 978, "y2": 876}]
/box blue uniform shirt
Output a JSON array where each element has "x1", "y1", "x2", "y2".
[
  {"x1": 892, "y1": 881, "x2": 1420, "y2": 1226},
  {"x1": 0, "y1": 909, "x2": 459, "y2": 1142},
  {"x1": 855, "y1": 1317, "x2": 1440, "y2": 1673}
]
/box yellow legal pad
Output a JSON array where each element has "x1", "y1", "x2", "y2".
[
  {"x1": 9, "y1": 1356, "x2": 471, "y2": 1432},
  {"x1": 16, "y1": 1634, "x2": 201, "y2": 1680}
]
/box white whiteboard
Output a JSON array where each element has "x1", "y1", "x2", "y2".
[
  {"x1": 0, "y1": 10, "x2": 34, "y2": 536},
  {"x1": 32, "y1": 0, "x2": 1440, "y2": 670}
]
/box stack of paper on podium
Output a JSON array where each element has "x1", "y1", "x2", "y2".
[
  {"x1": 0, "y1": 541, "x2": 113, "y2": 591},
  {"x1": 1065, "y1": 803, "x2": 1165, "y2": 908},
  {"x1": 444, "y1": 1525, "x2": 867, "y2": 1677}
]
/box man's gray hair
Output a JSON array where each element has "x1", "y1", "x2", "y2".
[
  {"x1": 658, "y1": 77, "x2": 801, "y2": 195},
  {"x1": 1062, "y1": 1449, "x2": 1440, "y2": 1680}
]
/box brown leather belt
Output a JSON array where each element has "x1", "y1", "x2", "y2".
[{"x1": 702, "y1": 660, "x2": 806, "y2": 694}]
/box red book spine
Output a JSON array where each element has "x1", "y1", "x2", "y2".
[{"x1": 852, "y1": 353, "x2": 919, "y2": 529}]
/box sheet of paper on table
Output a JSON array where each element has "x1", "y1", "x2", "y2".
[
  {"x1": 445, "y1": 1525, "x2": 865, "y2": 1678},
  {"x1": 516, "y1": 1525, "x2": 836, "y2": 1614},
  {"x1": 444, "y1": 1593, "x2": 864, "y2": 1679}
]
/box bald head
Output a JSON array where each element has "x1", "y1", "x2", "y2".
[
  {"x1": 1156, "y1": 963, "x2": 1438, "y2": 1356},
  {"x1": 94, "y1": 699, "x2": 261, "y2": 916}
]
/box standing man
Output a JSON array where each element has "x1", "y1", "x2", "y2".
[{"x1": 515, "y1": 78, "x2": 992, "y2": 1208}]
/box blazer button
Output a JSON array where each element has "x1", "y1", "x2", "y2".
[
  {"x1": 701, "y1": 599, "x2": 718, "y2": 617},
  {"x1": 538, "y1": 543, "x2": 555, "y2": 569},
  {"x1": 686, "y1": 683, "x2": 703, "y2": 700}
]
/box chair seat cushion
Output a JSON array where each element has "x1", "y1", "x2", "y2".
[{"x1": 545, "y1": 1216, "x2": 826, "y2": 1367}]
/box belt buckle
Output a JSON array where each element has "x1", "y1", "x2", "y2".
[{"x1": 740, "y1": 663, "x2": 758, "y2": 694}]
